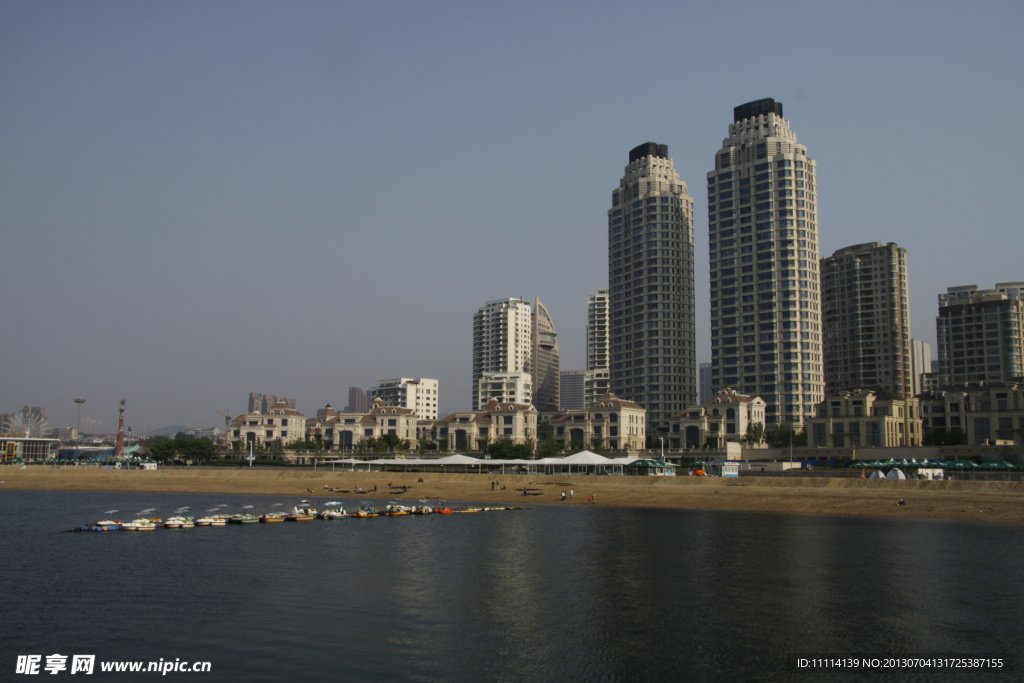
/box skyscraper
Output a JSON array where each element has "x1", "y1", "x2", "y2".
[
  {"x1": 608, "y1": 142, "x2": 696, "y2": 436},
  {"x1": 472, "y1": 297, "x2": 534, "y2": 410},
  {"x1": 707, "y1": 98, "x2": 823, "y2": 426},
  {"x1": 531, "y1": 298, "x2": 560, "y2": 410},
  {"x1": 822, "y1": 242, "x2": 912, "y2": 397},
  {"x1": 936, "y1": 283, "x2": 1024, "y2": 385},
  {"x1": 587, "y1": 289, "x2": 609, "y2": 372}
]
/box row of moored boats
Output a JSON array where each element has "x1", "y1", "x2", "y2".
[{"x1": 75, "y1": 501, "x2": 515, "y2": 531}]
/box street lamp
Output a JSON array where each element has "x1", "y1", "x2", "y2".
[{"x1": 74, "y1": 397, "x2": 86, "y2": 442}]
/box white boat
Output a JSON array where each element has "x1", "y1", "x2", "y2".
[
  {"x1": 122, "y1": 518, "x2": 158, "y2": 531},
  {"x1": 164, "y1": 516, "x2": 195, "y2": 528}
]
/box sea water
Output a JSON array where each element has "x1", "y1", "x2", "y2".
[{"x1": 1, "y1": 489, "x2": 1020, "y2": 681}]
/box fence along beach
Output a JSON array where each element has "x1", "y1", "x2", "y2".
[{"x1": 4, "y1": 466, "x2": 1024, "y2": 523}]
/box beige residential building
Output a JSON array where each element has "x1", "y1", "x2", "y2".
[
  {"x1": 807, "y1": 388, "x2": 922, "y2": 448},
  {"x1": 708, "y1": 98, "x2": 823, "y2": 426},
  {"x1": 476, "y1": 372, "x2": 532, "y2": 407},
  {"x1": 305, "y1": 398, "x2": 418, "y2": 451},
  {"x1": 822, "y1": 242, "x2": 912, "y2": 397},
  {"x1": 937, "y1": 283, "x2": 1024, "y2": 385},
  {"x1": 664, "y1": 388, "x2": 766, "y2": 449},
  {"x1": 551, "y1": 393, "x2": 646, "y2": 453},
  {"x1": 919, "y1": 380, "x2": 1024, "y2": 445},
  {"x1": 370, "y1": 377, "x2": 439, "y2": 420},
  {"x1": 430, "y1": 400, "x2": 538, "y2": 452},
  {"x1": 230, "y1": 400, "x2": 307, "y2": 449}
]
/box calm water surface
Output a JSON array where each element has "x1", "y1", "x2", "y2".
[{"x1": 1, "y1": 490, "x2": 1021, "y2": 682}]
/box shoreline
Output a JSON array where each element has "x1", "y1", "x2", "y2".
[{"x1": 3, "y1": 466, "x2": 1024, "y2": 523}]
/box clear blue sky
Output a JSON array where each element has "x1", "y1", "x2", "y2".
[{"x1": 2, "y1": 0, "x2": 1022, "y2": 432}]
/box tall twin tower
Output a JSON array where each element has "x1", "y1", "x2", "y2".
[{"x1": 608, "y1": 98, "x2": 822, "y2": 433}]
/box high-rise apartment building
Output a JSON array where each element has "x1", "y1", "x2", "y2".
[
  {"x1": 821, "y1": 242, "x2": 912, "y2": 397},
  {"x1": 472, "y1": 297, "x2": 534, "y2": 410},
  {"x1": 608, "y1": 142, "x2": 696, "y2": 436},
  {"x1": 345, "y1": 387, "x2": 369, "y2": 414},
  {"x1": 531, "y1": 298, "x2": 560, "y2": 410},
  {"x1": 911, "y1": 339, "x2": 933, "y2": 396},
  {"x1": 936, "y1": 283, "x2": 1024, "y2": 385},
  {"x1": 587, "y1": 289, "x2": 609, "y2": 372},
  {"x1": 707, "y1": 98, "x2": 823, "y2": 426},
  {"x1": 370, "y1": 378, "x2": 439, "y2": 420},
  {"x1": 699, "y1": 362, "x2": 713, "y2": 405},
  {"x1": 560, "y1": 370, "x2": 586, "y2": 411}
]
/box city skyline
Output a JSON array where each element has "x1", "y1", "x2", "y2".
[{"x1": 3, "y1": 2, "x2": 1023, "y2": 431}]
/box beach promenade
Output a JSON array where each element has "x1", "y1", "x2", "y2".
[{"x1": 4, "y1": 465, "x2": 1024, "y2": 523}]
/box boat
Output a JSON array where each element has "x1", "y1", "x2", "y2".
[
  {"x1": 318, "y1": 506, "x2": 348, "y2": 520},
  {"x1": 286, "y1": 504, "x2": 317, "y2": 521},
  {"x1": 228, "y1": 514, "x2": 259, "y2": 524},
  {"x1": 164, "y1": 516, "x2": 195, "y2": 528},
  {"x1": 79, "y1": 519, "x2": 122, "y2": 531},
  {"x1": 259, "y1": 512, "x2": 287, "y2": 523},
  {"x1": 433, "y1": 507, "x2": 454, "y2": 514},
  {"x1": 351, "y1": 506, "x2": 379, "y2": 518},
  {"x1": 122, "y1": 518, "x2": 158, "y2": 531},
  {"x1": 195, "y1": 516, "x2": 217, "y2": 526},
  {"x1": 383, "y1": 504, "x2": 411, "y2": 516},
  {"x1": 411, "y1": 505, "x2": 433, "y2": 515}
]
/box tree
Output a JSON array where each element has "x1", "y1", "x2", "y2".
[
  {"x1": 147, "y1": 436, "x2": 219, "y2": 464},
  {"x1": 742, "y1": 422, "x2": 765, "y2": 446},
  {"x1": 537, "y1": 437, "x2": 561, "y2": 459}
]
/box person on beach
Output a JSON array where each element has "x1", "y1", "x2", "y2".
[
  {"x1": 561, "y1": 491, "x2": 566, "y2": 501},
  {"x1": 570, "y1": 489, "x2": 574, "y2": 500}
]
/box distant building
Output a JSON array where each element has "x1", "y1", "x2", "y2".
[
  {"x1": 560, "y1": 370, "x2": 586, "y2": 411},
  {"x1": 476, "y1": 372, "x2": 532, "y2": 408},
  {"x1": 248, "y1": 393, "x2": 295, "y2": 414},
  {"x1": 911, "y1": 339, "x2": 933, "y2": 397},
  {"x1": 370, "y1": 378, "x2": 439, "y2": 420},
  {"x1": 531, "y1": 298, "x2": 560, "y2": 411},
  {"x1": 699, "y1": 362, "x2": 713, "y2": 405},
  {"x1": 587, "y1": 289, "x2": 609, "y2": 372},
  {"x1": 936, "y1": 283, "x2": 1024, "y2": 385},
  {"x1": 583, "y1": 369, "x2": 610, "y2": 409},
  {"x1": 807, "y1": 388, "x2": 922, "y2": 448},
  {"x1": 822, "y1": 242, "x2": 912, "y2": 397},
  {"x1": 473, "y1": 297, "x2": 533, "y2": 410},
  {"x1": 229, "y1": 401, "x2": 307, "y2": 450},
  {"x1": 665, "y1": 388, "x2": 766, "y2": 449},
  {"x1": 345, "y1": 387, "x2": 369, "y2": 414}
]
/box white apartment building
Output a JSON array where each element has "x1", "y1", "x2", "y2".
[
  {"x1": 476, "y1": 372, "x2": 532, "y2": 408},
  {"x1": 707, "y1": 98, "x2": 823, "y2": 426},
  {"x1": 473, "y1": 297, "x2": 533, "y2": 410},
  {"x1": 608, "y1": 143, "x2": 697, "y2": 435},
  {"x1": 370, "y1": 377, "x2": 439, "y2": 420},
  {"x1": 587, "y1": 289, "x2": 609, "y2": 372}
]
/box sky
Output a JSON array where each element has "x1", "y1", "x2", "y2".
[{"x1": 2, "y1": 0, "x2": 1023, "y2": 433}]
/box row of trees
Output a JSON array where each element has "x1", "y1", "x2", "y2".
[{"x1": 146, "y1": 435, "x2": 219, "y2": 464}]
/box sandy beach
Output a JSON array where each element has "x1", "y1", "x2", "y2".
[{"x1": 4, "y1": 465, "x2": 1024, "y2": 523}]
